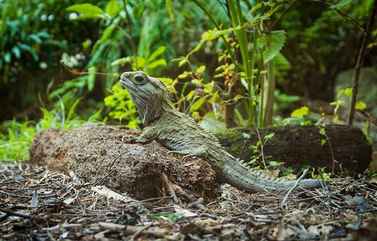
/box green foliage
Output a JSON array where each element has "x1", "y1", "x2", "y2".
[
  {"x1": 259, "y1": 30, "x2": 287, "y2": 64},
  {"x1": 0, "y1": 98, "x2": 98, "y2": 161},
  {"x1": 176, "y1": 1, "x2": 292, "y2": 128},
  {"x1": 0, "y1": 121, "x2": 36, "y2": 160},
  {"x1": 0, "y1": 0, "x2": 51, "y2": 83},
  {"x1": 104, "y1": 83, "x2": 139, "y2": 128},
  {"x1": 66, "y1": 3, "x2": 105, "y2": 19},
  {"x1": 149, "y1": 212, "x2": 184, "y2": 223},
  {"x1": 0, "y1": 0, "x2": 375, "y2": 169},
  {"x1": 291, "y1": 106, "x2": 310, "y2": 118},
  {"x1": 111, "y1": 46, "x2": 168, "y2": 74}
]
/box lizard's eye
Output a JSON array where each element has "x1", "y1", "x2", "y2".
[{"x1": 134, "y1": 73, "x2": 145, "y2": 84}]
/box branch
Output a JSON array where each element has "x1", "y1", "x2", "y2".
[{"x1": 348, "y1": 1, "x2": 377, "y2": 126}]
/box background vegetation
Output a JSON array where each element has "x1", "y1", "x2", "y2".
[{"x1": 0, "y1": 0, "x2": 376, "y2": 163}]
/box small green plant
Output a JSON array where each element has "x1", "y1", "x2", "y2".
[
  {"x1": 330, "y1": 87, "x2": 368, "y2": 123},
  {"x1": 149, "y1": 212, "x2": 184, "y2": 223},
  {"x1": 104, "y1": 83, "x2": 139, "y2": 128},
  {"x1": 105, "y1": 46, "x2": 170, "y2": 127},
  {"x1": 280, "y1": 106, "x2": 313, "y2": 126},
  {"x1": 176, "y1": 1, "x2": 290, "y2": 128},
  {"x1": 310, "y1": 167, "x2": 332, "y2": 182},
  {"x1": 0, "y1": 98, "x2": 97, "y2": 161},
  {"x1": 249, "y1": 131, "x2": 275, "y2": 168},
  {"x1": 0, "y1": 121, "x2": 36, "y2": 160}
]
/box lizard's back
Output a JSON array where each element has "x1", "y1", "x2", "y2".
[{"x1": 153, "y1": 109, "x2": 324, "y2": 192}]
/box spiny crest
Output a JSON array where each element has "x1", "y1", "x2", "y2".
[{"x1": 237, "y1": 158, "x2": 282, "y2": 182}]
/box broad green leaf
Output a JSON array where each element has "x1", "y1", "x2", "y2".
[
  {"x1": 263, "y1": 30, "x2": 286, "y2": 63},
  {"x1": 196, "y1": 65, "x2": 206, "y2": 74},
  {"x1": 331, "y1": 0, "x2": 352, "y2": 9},
  {"x1": 159, "y1": 77, "x2": 174, "y2": 87},
  {"x1": 87, "y1": 66, "x2": 96, "y2": 91},
  {"x1": 105, "y1": 0, "x2": 121, "y2": 17},
  {"x1": 203, "y1": 82, "x2": 214, "y2": 93},
  {"x1": 66, "y1": 4, "x2": 104, "y2": 19},
  {"x1": 355, "y1": 101, "x2": 367, "y2": 110},
  {"x1": 67, "y1": 98, "x2": 81, "y2": 121},
  {"x1": 148, "y1": 46, "x2": 166, "y2": 62},
  {"x1": 201, "y1": 30, "x2": 218, "y2": 41},
  {"x1": 178, "y1": 57, "x2": 188, "y2": 67},
  {"x1": 190, "y1": 97, "x2": 207, "y2": 113},
  {"x1": 342, "y1": 88, "x2": 353, "y2": 97},
  {"x1": 165, "y1": 0, "x2": 175, "y2": 21},
  {"x1": 273, "y1": 53, "x2": 290, "y2": 70},
  {"x1": 29, "y1": 34, "x2": 42, "y2": 44},
  {"x1": 11, "y1": 46, "x2": 21, "y2": 59},
  {"x1": 133, "y1": 56, "x2": 146, "y2": 69},
  {"x1": 147, "y1": 59, "x2": 167, "y2": 69},
  {"x1": 201, "y1": 29, "x2": 232, "y2": 42},
  {"x1": 291, "y1": 106, "x2": 310, "y2": 118},
  {"x1": 111, "y1": 57, "x2": 131, "y2": 66},
  {"x1": 178, "y1": 71, "x2": 191, "y2": 79},
  {"x1": 92, "y1": 24, "x2": 116, "y2": 52},
  {"x1": 4, "y1": 52, "x2": 11, "y2": 63}
]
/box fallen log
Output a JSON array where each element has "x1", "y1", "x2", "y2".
[
  {"x1": 216, "y1": 125, "x2": 372, "y2": 174},
  {"x1": 29, "y1": 124, "x2": 372, "y2": 199},
  {"x1": 29, "y1": 124, "x2": 219, "y2": 200}
]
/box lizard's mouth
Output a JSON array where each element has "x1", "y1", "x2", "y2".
[
  {"x1": 119, "y1": 72, "x2": 141, "y2": 98},
  {"x1": 120, "y1": 73, "x2": 131, "y2": 87}
]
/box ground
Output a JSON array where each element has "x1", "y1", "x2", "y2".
[{"x1": 1, "y1": 164, "x2": 377, "y2": 241}]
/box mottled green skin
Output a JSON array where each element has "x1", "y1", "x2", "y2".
[{"x1": 120, "y1": 71, "x2": 323, "y2": 192}]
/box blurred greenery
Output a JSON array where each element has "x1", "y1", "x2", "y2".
[{"x1": 0, "y1": 0, "x2": 376, "y2": 162}]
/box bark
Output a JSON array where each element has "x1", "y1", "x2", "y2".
[
  {"x1": 216, "y1": 125, "x2": 372, "y2": 174},
  {"x1": 29, "y1": 124, "x2": 219, "y2": 200}
]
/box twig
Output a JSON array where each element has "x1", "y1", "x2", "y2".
[
  {"x1": 311, "y1": 0, "x2": 366, "y2": 32},
  {"x1": 348, "y1": 1, "x2": 377, "y2": 125},
  {"x1": 131, "y1": 223, "x2": 153, "y2": 241},
  {"x1": 269, "y1": 0, "x2": 298, "y2": 30},
  {"x1": 0, "y1": 208, "x2": 33, "y2": 220},
  {"x1": 255, "y1": 128, "x2": 267, "y2": 169},
  {"x1": 280, "y1": 169, "x2": 309, "y2": 209},
  {"x1": 358, "y1": 109, "x2": 377, "y2": 127},
  {"x1": 161, "y1": 173, "x2": 179, "y2": 204}
]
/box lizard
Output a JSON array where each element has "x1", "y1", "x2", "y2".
[{"x1": 120, "y1": 71, "x2": 324, "y2": 192}]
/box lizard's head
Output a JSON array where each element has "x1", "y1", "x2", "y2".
[{"x1": 120, "y1": 71, "x2": 169, "y2": 125}]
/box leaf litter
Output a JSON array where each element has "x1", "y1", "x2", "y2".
[{"x1": 1, "y1": 164, "x2": 377, "y2": 241}]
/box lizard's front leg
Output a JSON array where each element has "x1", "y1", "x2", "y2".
[
  {"x1": 123, "y1": 126, "x2": 158, "y2": 144},
  {"x1": 168, "y1": 146, "x2": 209, "y2": 158}
]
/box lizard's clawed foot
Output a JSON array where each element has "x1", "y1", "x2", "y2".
[{"x1": 121, "y1": 135, "x2": 150, "y2": 144}]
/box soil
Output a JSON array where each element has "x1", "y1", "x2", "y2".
[{"x1": 1, "y1": 164, "x2": 377, "y2": 240}]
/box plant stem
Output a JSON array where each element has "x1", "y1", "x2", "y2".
[
  {"x1": 263, "y1": 62, "x2": 275, "y2": 127},
  {"x1": 348, "y1": 0, "x2": 377, "y2": 126},
  {"x1": 227, "y1": 0, "x2": 256, "y2": 127}
]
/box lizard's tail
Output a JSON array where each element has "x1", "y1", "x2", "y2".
[{"x1": 220, "y1": 155, "x2": 324, "y2": 192}]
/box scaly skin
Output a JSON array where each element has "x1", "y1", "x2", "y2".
[{"x1": 120, "y1": 71, "x2": 323, "y2": 192}]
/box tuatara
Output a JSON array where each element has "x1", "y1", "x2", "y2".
[{"x1": 120, "y1": 71, "x2": 323, "y2": 192}]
